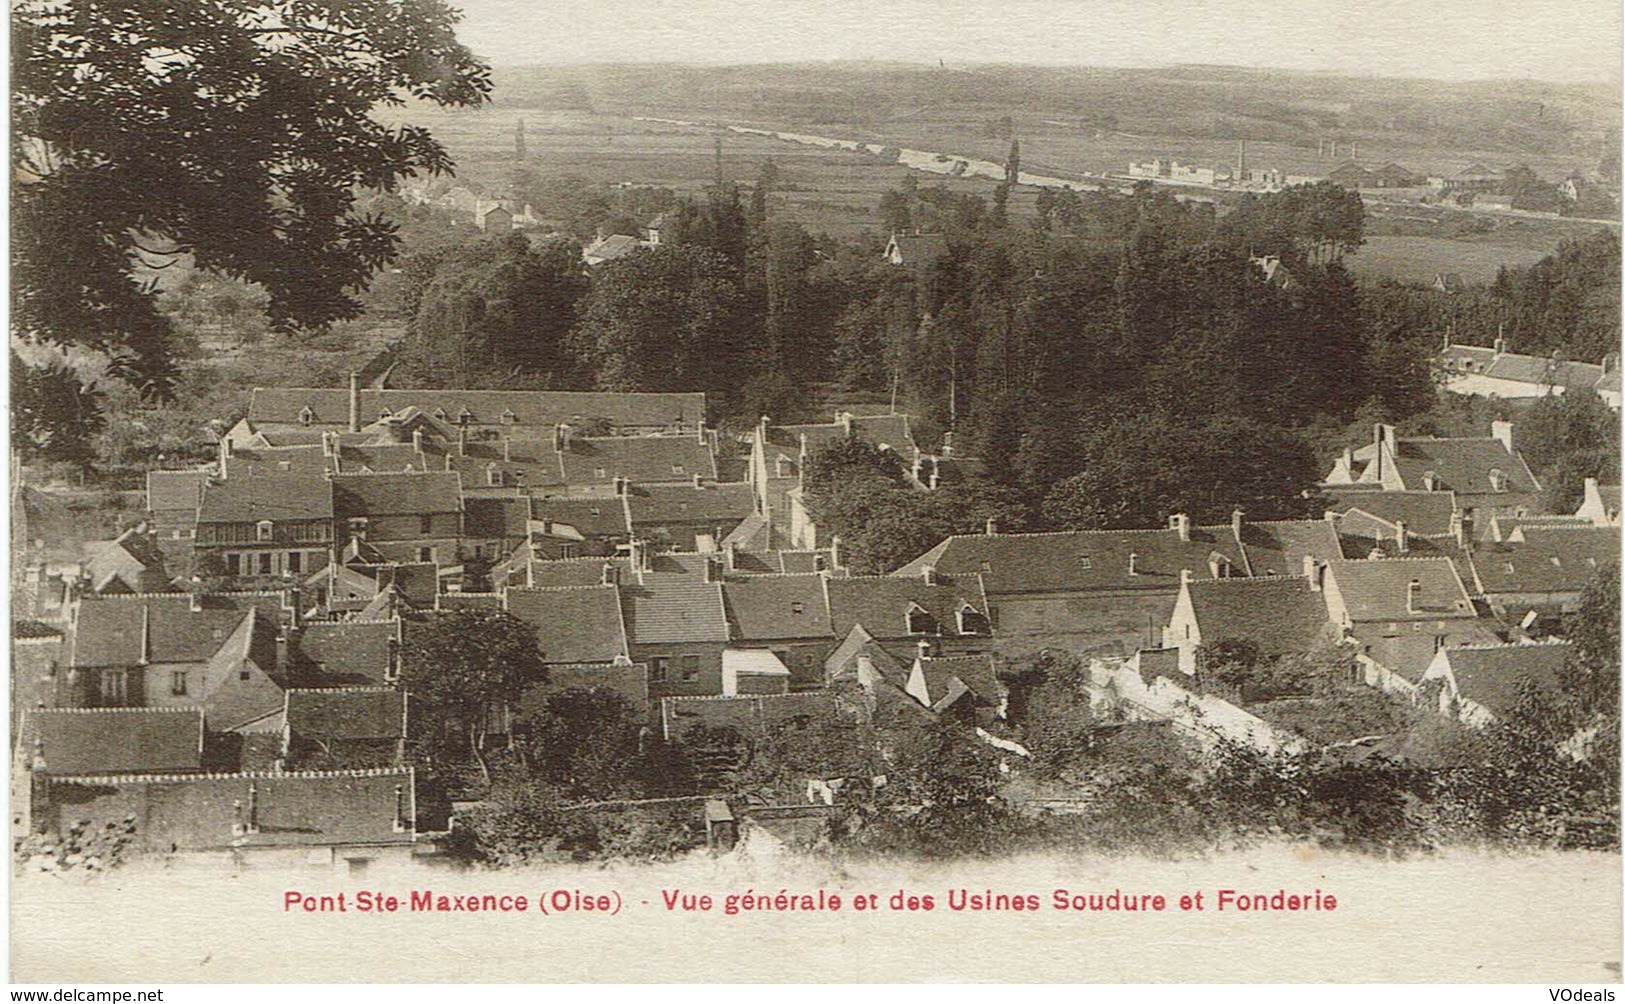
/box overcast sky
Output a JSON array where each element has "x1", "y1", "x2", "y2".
[{"x1": 451, "y1": 0, "x2": 1621, "y2": 86}]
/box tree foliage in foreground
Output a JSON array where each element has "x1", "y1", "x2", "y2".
[{"x1": 13, "y1": 0, "x2": 491, "y2": 394}]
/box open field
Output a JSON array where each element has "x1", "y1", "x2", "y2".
[
  {"x1": 1347, "y1": 234, "x2": 1556, "y2": 285},
  {"x1": 380, "y1": 106, "x2": 1021, "y2": 240}
]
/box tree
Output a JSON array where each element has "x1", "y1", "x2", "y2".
[
  {"x1": 1562, "y1": 559, "x2": 1620, "y2": 719},
  {"x1": 510, "y1": 687, "x2": 649, "y2": 800},
  {"x1": 401, "y1": 234, "x2": 588, "y2": 388},
  {"x1": 13, "y1": 0, "x2": 491, "y2": 396},
  {"x1": 400, "y1": 610, "x2": 541, "y2": 784},
  {"x1": 568, "y1": 245, "x2": 749, "y2": 395},
  {"x1": 1002, "y1": 650, "x2": 1094, "y2": 775},
  {"x1": 11, "y1": 354, "x2": 106, "y2": 470}
]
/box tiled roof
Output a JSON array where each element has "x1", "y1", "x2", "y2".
[
  {"x1": 1187, "y1": 577, "x2": 1332, "y2": 656},
  {"x1": 198, "y1": 473, "x2": 333, "y2": 523},
  {"x1": 443, "y1": 444, "x2": 565, "y2": 489},
  {"x1": 721, "y1": 575, "x2": 833, "y2": 640},
  {"x1": 1443, "y1": 642, "x2": 1569, "y2": 719},
  {"x1": 295, "y1": 620, "x2": 398, "y2": 685},
  {"x1": 506, "y1": 585, "x2": 630, "y2": 663},
  {"x1": 897, "y1": 526, "x2": 1248, "y2": 595},
  {"x1": 625, "y1": 482, "x2": 755, "y2": 525},
  {"x1": 1388, "y1": 438, "x2": 1539, "y2": 496},
  {"x1": 331, "y1": 472, "x2": 462, "y2": 517},
  {"x1": 1470, "y1": 527, "x2": 1619, "y2": 595},
  {"x1": 526, "y1": 556, "x2": 632, "y2": 589},
  {"x1": 1324, "y1": 558, "x2": 1475, "y2": 622},
  {"x1": 199, "y1": 608, "x2": 287, "y2": 731},
  {"x1": 1321, "y1": 489, "x2": 1459, "y2": 538},
  {"x1": 584, "y1": 234, "x2": 643, "y2": 264},
  {"x1": 465, "y1": 496, "x2": 531, "y2": 539},
  {"x1": 24, "y1": 707, "x2": 203, "y2": 776},
  {"x1": 85, "y1": 529, "x2": 170, "y2": 593},
  {"x1": 223, "y1": 446, "x2": 329, "y2": 478},
  {"x1": 248, "y1": 388, "x2": 706, "y2": 431},
  {"x1": 146, "y1": 470, "x2": 206, "y2": 513},
  {"x1": 558, "y1": 437, "x2": 717, "y2": 486},
  {"x1": 531, "y1": 497, "x2": 631, "y2": 538},
  {"x1": 336, "y1": 444, "x2": 431, "y2": 474},
  {"x1": 69, "y1": 593, "x2": 285, "y2": 668},
  {"x1": 620, "y1": 578, "x2": 729, "y2": 644},
  {"x1": 1236, "y1": 520, "x2": 1344, "y2": 577},
  {"x1": 57, "y1": 768, "x2": 416, "y2": 849},
  {"x1": 826, "y1": 574, "x2": 989, "y2": 640},
  {"x1": 286, "y1": 688, "x2": 406, "y2": 742},
  {"x1": 918, "y1": 653, "x2": 1002, "y2": 705}
]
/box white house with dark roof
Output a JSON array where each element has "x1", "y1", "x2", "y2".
[
  {"x1": 1325, "y1": 422, "x2": 1542, "y2": 519},
  {"x1": 1439, "y1": 334, "x2": 1619, "y2": 410},
  {"x1": 1320, "y1": 557, "x2": 1501, "y2": 687},
  {"x1": 1164, "y1": 572, "x2": 1337, "y2": 674},
  {"x1": 1420, "y1": 641, "x2": 1570, "y2": 727}
]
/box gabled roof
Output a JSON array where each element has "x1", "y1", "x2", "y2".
[
  {"x1": 223, "y1": 445, "x2": 329, "y2": 478},
  {"x1": 285, "y1": 688, "x2": 407, "y2": 742},
  {"x1": 1380, "y1": 437, "x2": 1539, "y2": 496},
  {"x1": 531, "y1": 497, "x2": 631, "y2": 538},
  {"x1": 78, "y1": 769, "x2": 416, "y2": 849},
  {"x1": 336, "y1": 443, "x2": 431, "y2": 474},
  {"x1": 1324, "y1": 558, "x2": 1475, "y2": 622},
  {"x1": 1469, "y1": 527, "x2": 1619, "y2": 595},
  {"x1": 506, "y1": 585, "x2": 630, "y2": 663},
  {"x1": 1235, "y1": 520, "x2": 1343, "y2": 577},
  {"x1": 1321, "y1": 489, "x2": 1459, "y2": 538},
  {"x1": 146, "y1": 470, "x2": 206, "y2": 513},
  {"x1": 465, "y1": 496, "x2": 532, "y2": 539},
  {"x1": 558, "y1": 437, "x2": 718, "y2": 486},
  {"x1": 332, "y1": 472, "x2": 462, "y2": 517},
  {"x1": 918, "y1": 653, "x2": 1002, "y2": 705},
  {"x1": 296, "y1": 620, "x2": 399, "y2": 685},
  {"x1": 896, "y1": 526, "x2": 1248, "y2": 595},
  {"x1": 24, "y1": 708, "x2": 203, "y2": 776},
  {"x1": 825, "y1": 573, "x2": 989, "y2": 640},
  {"x1": 69, "y1": 593, "x2": 285, "y2": 668},
  {"x1": 197, "y1": 607, "x2": 287, "y2": 731},
  {"x1": 721, "y1": 575, "x2": 833, "y2": 640},
  {"x1": 85, "y1": 529, "x2": 170, "y2": 593},
  {"x1": 248, "y1": 388, "x2": 706, "y2": 431},
  {"x1": 198, "y1": 473, "x2": 333, "y2": 523},
  {"x1": 1441, "y1": 642, "x2": 1568, "y2": 719},
  {"x1": 620, "y1": 578, "x2": 729, "y2": 644},
  {"x1": 625, "y1": 482, "x2": 755, "y2": 526},
  {"x1": 1186, "y1": 576, "x2": 1331, "y2": 656},
  {"x1": 526, "y1": 556, "x2": 633, "y2": 589}
]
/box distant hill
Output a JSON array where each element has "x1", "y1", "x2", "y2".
[{"x1": 486, "y1": 62, "x2": 1619, "y2": 170}]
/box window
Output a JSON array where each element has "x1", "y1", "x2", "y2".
[
  {"x1": 958, "y1": 605, "x2": 990, "y2": 635},
  {"x1": 288, "y1": 551, "x2": 302, "y2": 574},
  {"x1": 418, "y1": 547, "x2": 434, "y2": 563},
  {"x1": 671, "y1": 464, "x2": 685, "y2": 474},
  {"x1": 171, "y1": 671, "x2": 188, "y2": 696},
  {"x1": 501, "y1": 409, "x2": 516, "y2": 425},
  {"x1": 299, "y1": 406, "x2": 314, "y2": 425},
  {"x1": 226, "y1": 553, "x2": 241, "y2": 576},
  {"x1": 100, "y1": 669, "x2": 128, "y2": 704},
  {"x1": 790, "y1": 601, "x2": 804, "y2": 615},
  {"x1": 906, "y1": 602, "x2": 938, "y2": 635},
  {"x1": 1077, "y1": 555, "x2": 1093, "y2": 569},
  {"x1": 594, "y1": 467, "x2": 607, "y2": 479},
  {"x1": 256, "y1": 520, "x2": 274, "y2": 542},
  {"x1": 257, "y1": 552, "x2": 273, "y2": 575},
  {"x1": 588, "y1": 507, "x2": 602, "y2": 518},
  {"x1": 421, "y1": 514, "x2": 434, "y2": 534},
  {"x1": 560, "y1": 543, "x2": 579, "y2": 559},
  {"x1": 650, "y1": 657, "x2": 670, "y2": 682},
  {"x1": 680, "y1": 654, "x2": 701, "y2": 682},
  {"x1": 240, "y1": 667, "x2": 252, "y2": 681}
]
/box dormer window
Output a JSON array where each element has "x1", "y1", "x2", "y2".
[
  {"x1": 671, "y1": 464, "x2": 685, "y2": 474},
  {"x1": 457, "y1": 408, "x2": 472, "y2": 425},
  {"x1": 957, "y1": 604, "x2": 990, "y2": 635},
  {"x1": 379, "y1": 409, "x2": 392, "y2": 422},
  {"x1": 775, "y1": 458, "x2": 792, "y2": 478},
  {"x1": 500, "y1": 409, "x2": 517, "y2": 425},
  {"x1": 486, "y1": 463, "x2": 502, "y2": 487},
  {"x1": 791, "y1": 601, "x2": 804, "y2": 615},
  {"x1": 256, "y1": 520, "x2": 274, "y2": 542},
  {"x1": 299, "y1": 406, "x2": 314, "y2": 425},
  {"x1": 433, "y1": 407, "x2": 448, "y2": 421},
  {"x1": 594, "y1": 467, "x2": 607, "y2": 479},
  {"x1": 1078, "y1": 555, "x2": 1093, "y2": 569},
  {"x1": 1489, "y1": 468, "x2": 1507, "y2": 492},
  {"x1": 906, "y1": 602, "x2": 938, "y2": 635}
]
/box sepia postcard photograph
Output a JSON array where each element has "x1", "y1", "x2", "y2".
[{"x1": 7, "y1": 0, "x2": 1624, "y2": 986}]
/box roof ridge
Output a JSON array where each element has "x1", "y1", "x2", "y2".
[
  {"x1": 28, "y1": 706, "x2": 202, "y2": 716},
  {"x1": 331, "y1": 469, "x2": 459, "y2": 478},
  {"x1": 286, "y1": 686, "x2": 401, "y2": 694},
  {"x1": 507, "y1": 583, "x2": 617, "y2": 594},
  {"x1": 48, "y1": 767, "x2": 416, "y2": 785},
  {"x1": 1190, "y1": 574, "x2": 1310, "y2": 585},
  {"x1": 1450, "y1": 640, "x2": 1572, "y2": 651},
  {"x1": 83, "y1": 590, "x2": 288, "y2": 601},
  {"x1": 1327, "y1": 556, "x2": 1457, "y2": 564}
]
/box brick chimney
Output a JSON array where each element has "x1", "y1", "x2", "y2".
[
  {"x1": 921, "y1": 564, "x2": 938, "y2": 586},
  {"x1": 1303, "y1": 556, "x2": 1321, "y2": 591},
  {"x1": 1394, "y1": 520, "x2": 1409, "y2": 554},
  {"x1": 692, "y1": 473, "x2": 703, "y2": 488},
  {"x1": 1169, "y1": 513, "x2": 1191, "y2": 541},
  {"x1": 915, "y1": 638, "x2": 931, "y2": 660},
  {"x1": 1406, "y1": 578, "x2": 1422, "y2": 614},
  {"x1": 829, "y1": 535, "x2": 843, "y2": 572},
  {"x1": 1128, "y1": 551, "x2": 1139, "y2": 576},
  {"x1": 985, "y1": 517, "x2": 998, "y2": 536},
  {"x1": 347, "y1": 372, "x2": 361, "y2": 433},
  {"x1": 600, "y1": 562, "x2": 618, "y2": 586},
  {"x1": 1231, "y1": 508, "x2": 1245, "y2": 542}
]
